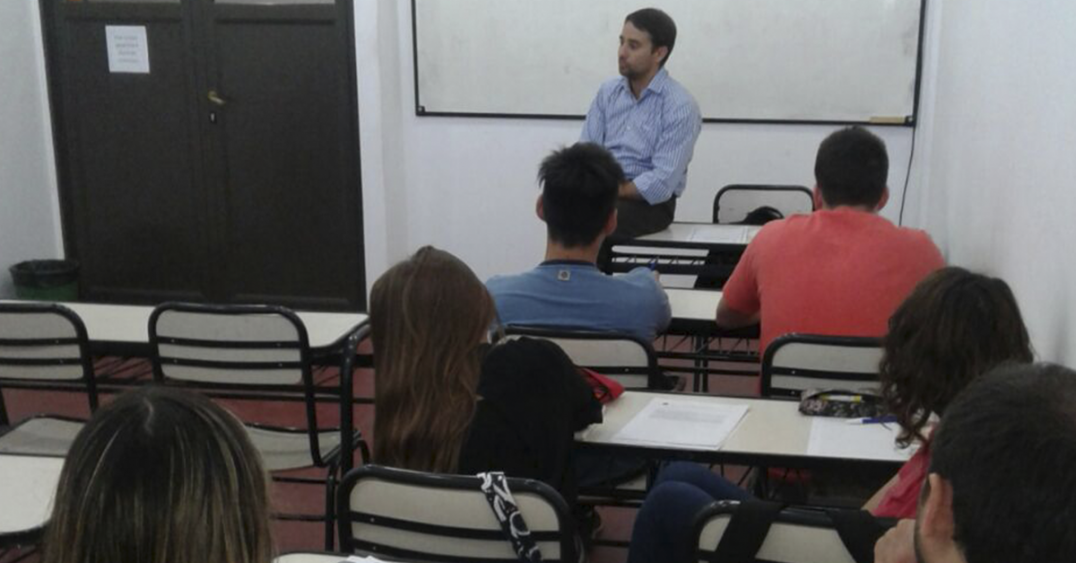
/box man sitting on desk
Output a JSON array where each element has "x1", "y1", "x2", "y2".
[
  {"x1": 581, "y1": 7, "x2": 702, "y2": 239},
  {"x1": 486, "y1": 143, "x2": 671, "y2": 343},
  {"x1": 716, "y1": 126, "x2": 944, "y2": 353}
]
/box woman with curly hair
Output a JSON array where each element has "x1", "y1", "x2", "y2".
[
  {"x1": 627, "y1": 266, "x2": 1033, "y2": 563},
  {"x1": 863, "y1": 266, "x2": 1033, "y2": 516}
]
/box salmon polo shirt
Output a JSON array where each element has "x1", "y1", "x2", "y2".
[{"x1": 721, "y1": 208, "x2": 945, "y2": 354}]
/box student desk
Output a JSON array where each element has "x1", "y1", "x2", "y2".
[
  {"x1": 275, "y1": 554, "x2": 389, "y2": 563},
  {"x1": 666, "y1": 287, "x2": 722, "y2": 335},
  {"x1": 0, "y1": 301, "x2": 368, "y2": 358},
  {"x1": 663, "y1": 288, "x2": 759, "y2": 390},
  {"x1": 607, "y1": 222, "x2": 761, "y2": 279},
  {"x1": 0, "y1": 453, "x2": 64, "y2": 543},
  {"x1": 634, "y1": 222, "x2": 761, "y2": 249},
  {"x1": 577, "y1": 391, "x2": 910, "y2": 471}
]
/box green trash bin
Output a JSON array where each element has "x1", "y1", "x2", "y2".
[{"x1": 9, "y1": 259, "x2": 80, "y2": 302}]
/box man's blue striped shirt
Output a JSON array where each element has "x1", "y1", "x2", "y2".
[{"x1": 580, "y1": 68, "x2": 702, "y2": 204}]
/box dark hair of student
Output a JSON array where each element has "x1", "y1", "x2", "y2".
[
  {"x1": 625, "y1": 8, "x2": 678, "y2": 67},
  {"x1": 42, "y1": 386, "x2": 273, "y2": 563},
  {"x1": 928, "y1": 363, "x2": 1076, "y2": 563},
  {"x1": 880, "y1": 267, "x2": 1033, "y2": 446},
  {"x1": 813, "y1": 126, "x2": 889, "y2": 208},
  {"x1": 538, "y1": 143, "x2": 625, "y2": 248},
  {"x1": 369, "y1": 246, "x2": 496, "y2": 473}
]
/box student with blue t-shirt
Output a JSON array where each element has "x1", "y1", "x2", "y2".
[{"x1": 486, "y1": 142, "x2": 671, "y2": 343}]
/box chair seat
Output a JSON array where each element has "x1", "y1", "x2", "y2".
[
  {"x1": 0, "y1": 416, "x2": 84, "y2": 456},
  {"x1": 246, "y1": 426, "x2": 343, "y2": 472}
]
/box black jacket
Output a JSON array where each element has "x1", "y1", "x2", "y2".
[{"x1": 458, "y1": 337, "x2": 602, "y2": 506}]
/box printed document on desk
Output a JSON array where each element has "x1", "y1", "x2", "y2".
[
  {"x1": 611, "y1": 398, "x2": 749, "y2": 450},
  {"x1": 688, "y1": 226, "x2": 752, "y2": 244},
  {"x1": 807, "y1": 417, "x2": 918, "y2": 461}
]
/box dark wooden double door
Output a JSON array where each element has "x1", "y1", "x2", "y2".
[{"x1": 42, "y1": 0, "x2": 364, "y2": 310}]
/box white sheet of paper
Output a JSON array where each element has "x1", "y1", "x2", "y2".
[
  {"x1": 687, "y1": 226, "x2": 749, "y2": 244},
  {"x1": 611, "y1": 398, "x2": 749, "y2": 450},
  {"x1": 807, "y1": 417, "x2": 918, "y2": 461},
  {"x1": 106, "y1": 25, "x2": 150, "y2": 74}
]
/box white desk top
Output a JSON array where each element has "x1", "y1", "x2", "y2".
[
  {"x1": 636, "y1": 222, "x2": 762, "y2": 246},
  {"x1": 666, "y1": 288, "x2": 722, "y2": 322},
  {"x1": 0, "y1": 454, "x2": 63, "y2": 536},
  {"x1": 1, "y1": 301, "x2": 367, "y2": 353},
  {"x1": 275, "y1": 554, "x2": 389, "y2": 563},
  {"x1": 579, "y1": 392, "x2": 911, "y2": 464},
  {"x1": 275, "y1": 554, "x2": 347, "y2": 563}
]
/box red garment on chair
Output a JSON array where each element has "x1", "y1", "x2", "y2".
[
  {"x1": 579, "y1": 367, "x2": 625, "y2": 404},
  {"x1": 872, "y1": 442, "x2": 931, "y2": 519}
]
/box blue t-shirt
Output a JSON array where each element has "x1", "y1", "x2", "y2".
[{"x1": 486, "y1": 261, "x2": 671, "y2": 342}]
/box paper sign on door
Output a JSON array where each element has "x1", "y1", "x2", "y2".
[{"x1": 106, "y1": 25, "x2": 150, "y2": 74}]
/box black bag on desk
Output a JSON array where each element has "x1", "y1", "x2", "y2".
[{"x1": 798, "y1": 388, "x2": 887, "y2": 419}]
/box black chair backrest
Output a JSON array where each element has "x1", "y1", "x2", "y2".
[
  {"x1": 0, "y1": 302, "x2": 98, "y2": 423},
  {"x1": 337, "y1": 464, "x2": 576, "y2": 562},
  {"x1": 148, "y1": 302, "x2": 329, "y2": 463},
  {"x1": 501, "y1": 325, "x2": 663, "y2": 389},
  {"x1": 761, "y1": 333, "x2": 883, "y2": 399},
  {"x1": 713, "y1": 185, "x2": 814, "y2": 224},
  {"x1": 694, "y1": 500, "x2": 893, "y2": 563}
]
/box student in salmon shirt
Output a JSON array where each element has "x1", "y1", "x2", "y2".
[{"x1": 716, "y1": 126, "x2": 945, "y2": 356}]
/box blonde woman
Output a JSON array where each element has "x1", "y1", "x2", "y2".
[
  {"x1": 42, "y1": 386, "x2": 273, "y2": 563},
  {"x1": 370, "y1": 246, "x2": 600, "y2": 505}
]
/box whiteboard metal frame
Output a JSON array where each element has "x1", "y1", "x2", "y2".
[{"x1": 410, "y1": 0, "x2": 928, "y2": 126}]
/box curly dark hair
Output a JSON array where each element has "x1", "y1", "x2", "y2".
[{"x1": 880, "y1": 267, "x2": 1033, "y2": 446}]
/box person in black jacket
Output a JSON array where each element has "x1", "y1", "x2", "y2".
[{"x1": 369, "y1": 246, "x2": 601, "y2": 505}]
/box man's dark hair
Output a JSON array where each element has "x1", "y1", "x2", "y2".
[
  {"x1": 539, "y1": 143, "x2": 624, "y2": 248},
  {"x1": 813, "y1": 126, "x2": 889, "y2": 208},
  {"x1": 929, "y1": 363, "x2": 1076, "y2": 563},
  {"x1": 625, "y1": 8, "x2": 677, "y2": 67}
]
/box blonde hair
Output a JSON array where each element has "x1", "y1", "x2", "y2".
[
  {"x1": 42, "y1": 387, "x2": 273, "y2": 563},
  {"x1": 369, "y1": 246, "x2": 496, "y2": 473}
]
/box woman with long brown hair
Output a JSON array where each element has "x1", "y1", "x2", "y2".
[
  {"x1": 370, "y1": 246, "x2": 599, "y2": 500},
  {"x1": 42, "y1": 386, "x2": 273, "y2": 563}
]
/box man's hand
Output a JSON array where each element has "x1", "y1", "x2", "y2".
[
  {"x1": 875, "y1": 519, "x2": 917, "y2": 563},
  {"x1": 618, "y1": 181, "x2": 643, "y2": 200},
  {"x1": 715, "y1": 301, "x2": 759, "y2": 329}
]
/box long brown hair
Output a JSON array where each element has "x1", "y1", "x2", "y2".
[
  {"x1": 880, "y1": 267, "x2": 1033, "y2": 446},
  {"x1": 42, "y1": 386, "x2": 273, "y2": 563},
  {"x1": 370, "y1": 246, "x2": 497, "y2": 473}
]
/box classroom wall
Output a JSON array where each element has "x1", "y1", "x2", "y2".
[
  {"x1": 0, "y1": 0, "x2": 64, "y2": 297},
  {"x1": 355, "y1": 1, "x2": 923, "y2": 287},
  {"x1": 916, "y1": 0, "x2": 1076, "y2": 363}
]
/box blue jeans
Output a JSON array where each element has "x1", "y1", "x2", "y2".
[{"x1": 627, "y1": 462, "x2": 755, "y2": 563}]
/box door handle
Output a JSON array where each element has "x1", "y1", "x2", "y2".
[{"x1": 207, "y1": 89, "x2": 227, "y2": 107}]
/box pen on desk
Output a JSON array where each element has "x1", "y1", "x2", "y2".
[{"x1": 846, "y1": 415, "x2": 898, "y2": 425}]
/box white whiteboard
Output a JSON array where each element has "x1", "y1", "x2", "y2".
[{"x1": 413, "y1": 0, "x2": 923, "y2": 123}]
